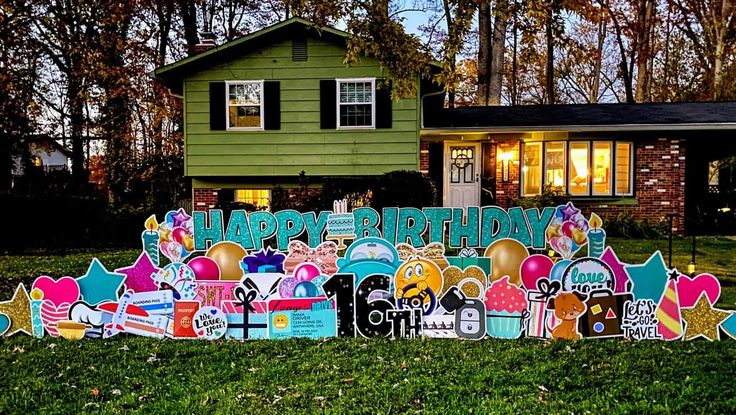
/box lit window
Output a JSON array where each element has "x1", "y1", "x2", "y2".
[
  {"x1": 615, "y1": 142, "x2": 633, "y2": 195},
  {"x1": 592, "y1": 141, "x2": 612, "y2": 195},
  {"x1": 337, "y1": 78, "x2": 375, "y2": 128},
  {"x1": 569, "y1": 142, "x2": 590, "y2": 196},
  {"x1": 544, "y1": 142, "x2": 566, "y2": 190},
  {"x1": 227, "y1": 81, "x2": 263, "y2": 130},
  {"x1": 234, "y1": 189, "x2": 271, "y2": 209},
  {"x1": 521, "y1": 142, "x2": 542, "y2": 196},
  {"x1": 33, "y1": 156, "x2": 43, "y2": 167}
]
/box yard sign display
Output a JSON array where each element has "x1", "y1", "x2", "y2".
[{"x1": 4, "y1": 201, "x2": 735, "y2": 342}]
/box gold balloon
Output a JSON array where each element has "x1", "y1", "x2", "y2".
[
  {"x1": 572, "y1": 228, "x2": 587, "y2": 245},
  {"x1": 205, "y1": 242, "x2": 247, "y2": 280},
  {"x1": 483, "y1": 239, "x2": 529, "y2": 286},
  {"x1": 182, "y1": 235, "x2": 195, "y2": 252}
]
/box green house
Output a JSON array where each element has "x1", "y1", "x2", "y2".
[
  {"x1": 155, "y1": 17, "x2": 736, "y2": 234},
  {"x1": 154, "y1": 17, "x2": 431, "y2": 210}
]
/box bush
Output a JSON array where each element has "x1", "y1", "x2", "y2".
[
  {"x1": 604, "y1": 209, "x2": 668, "y2": 238},
  {"x1": 371, "y1": 170, "x2": 437, "y2": 211},
  {"x1": 512, "y1": 185, "x2": 569, "y2": 209}
]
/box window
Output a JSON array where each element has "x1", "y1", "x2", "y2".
[
  {"x1": 521, "y1": 143, "x2": 542, "y2": 196},
  {"x1": 227, "y1": 81, "x2": 263, "y2": 130},
  {"x1": 592, "y1": 141, "x2": 612, "y2": 195},
  {"x1": 544, "y1": 142, "x2": 566, "y2": 191},
  {"x1": 569, "y1": 142, "x2": 590, "y2": 195},
  {"x1": 520, "y1": 140, "x2": 634, "y2": 197},
  {"x1": 235, "y1": 189, "x2": 271, "y2": 209},
  {"x1": 450, "y1": 146, "x2": 476, "y2": 184},
  {"x1": 337, "y1": 78, "x2": 375, "y2": 128},
  {"x1": 615, "y1": 142, "x2": 633, "y2": 195}
]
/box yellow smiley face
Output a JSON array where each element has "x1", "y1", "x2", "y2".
[
  {"x1": 272, "y1": 314, "x2": 289, "y2": 330},
  {"x1": 394, "y1": 257, "x2": 443, "y2": 300}
]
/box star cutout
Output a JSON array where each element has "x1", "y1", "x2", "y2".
[
  {"x1": 115, "y1": 252, "x2": 160, "y2": 293},
  {"x1": 77, "y1": 258, "x2": 127, "y2": 305},
  {"x1": 668, "y1": 268, "x2": 681, "y2": 281},
  {"x1": 0, "y1": 283, "x2": 33, "y2": 336},
  {"x1": 171, "y1": 208, "x2": 191, "y2": 228},
  {"x1": 559, "y1": 202, "x2": 580, "y2": 221},
  {"x1": 624, "y1": 251, "x2": 669, "y2": 302},
  {"x1": 681, "y1": 293, "x2": 731, "y2": 341},
  {"x1": 600, "y1": 246, "x2": 630, "y2": 294}
]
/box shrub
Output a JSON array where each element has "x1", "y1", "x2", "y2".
[
  {"x1": 371, "y1": 170, "x2": 437, "y2": 211},
  {"x1": 604, "y1": 209, "x2": 668, "y2": 238},
  {"x1": 512, "y1": 185, "x2": 570, "y2": 209}
]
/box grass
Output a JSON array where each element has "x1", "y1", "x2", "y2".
[{"x1": 0, "y1": 237, "x2": 735, "y2": 414}]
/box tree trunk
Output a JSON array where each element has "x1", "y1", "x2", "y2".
[
  {"x1": 712, "y1": 0, "x2": 732, "y2": 100},
  {"x1": 477, "y1": 1, "x2": 492, "y2": 105},
  {"x1": 511, "y1": 17, "x2": 518, "y2": 105},
  {"x1": 178, "y1": 0, "x2": 200, "y2": 54},
  {"x1": 635, "y1": 0, "x2": 654, "y2": 102},
  {"x1": 590, "y1": 17, "x2": 606, "y2": 103},
  {"x1": 489, "y1": 0, "x2": 509, "y2": 105},
  {"x1": 545, "y1": 3, "x2": 555, "y2": 105},
  {"x1": 443, "y1": 0, "x2": 456, "y2": 108},
  {"x1": 67, "y1": 75, "x2": 86, "y2": 186}
]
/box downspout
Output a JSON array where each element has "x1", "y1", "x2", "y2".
[{"x1": 420, "y1": 89, "x2": 447, "y2": 130}]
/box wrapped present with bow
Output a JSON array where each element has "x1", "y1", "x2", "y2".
[
  {"x1": 525, "y1": 279, "x2": 561, "y2": 339},
  {"x1": 446, "y1": 247, "x2": 491, "y2": 275},
  {"x1": 221, "y1": 286, "x2": 268, "y2": 340},
  {"x1": 241, "y1": 247, "x2": 286, "y2": 274},
  {"x1": 396, "y1": 242, "x2": 449, "y2": 269},
  {"x1": 283, "y1": 241, "x2": 338, "y2": 275}
]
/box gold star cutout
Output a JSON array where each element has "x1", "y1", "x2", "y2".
[
  {"x1": 681, "y1": 293, "x2": 731, "y2": 341},
  {"x1": 0, "y1": 283, "x2": 33, "y2": 336}
]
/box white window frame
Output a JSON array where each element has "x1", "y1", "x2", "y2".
[
  {"x1": 520, "y1": 142, "x2": 543, "y2": 197},
  {"x1": 336, "y1": 77, "x2": 376, "y2": 129},
  {"x1": 591, "y1": 141, "x2": 614, "y2": 196},
  {"x1": 614, "y1": 142, "x2": 635, "y2": 196},
  {"x1": 225, "y1": 80, "x2": 264, "y2": 131}
]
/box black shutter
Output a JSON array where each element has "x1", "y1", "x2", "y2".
[
  {"x1": 320, "y1": 80, "x2": 336, "y2": 129},
  {"x1": 209, "y1": 82, "x2": 226, "y2": 130},
  {"x1": 263, "y1": 81, "x2": 281, "y2": 130},
  {"x1": 375, "y1": 81, "x2": 392, "y2": 128}
]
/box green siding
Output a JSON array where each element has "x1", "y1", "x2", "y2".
[{"x1": 183, "y1": 37, "x2": 420, "y2": 178}]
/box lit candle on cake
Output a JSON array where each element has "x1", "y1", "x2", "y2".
[
  {"x1": 587, "y1": 213, "x2": 606, "y2": 258},
  {"x1": 30, "y1": 288, "x2": 44, "y2": 338},
  {"x1": 142, "y1": 214, "x2": 160, "y2": 266}
]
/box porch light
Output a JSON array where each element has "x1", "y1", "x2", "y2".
[
  {"x1": 687, "y1": 261, "x2": 696, "y2": 275},
  {"x1": 499, "y1": 150, "x2": 514, "y2": 183}
]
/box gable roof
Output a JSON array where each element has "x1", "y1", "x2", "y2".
[
  {"x1": 153, "y1": 18, "x2": 352, "y2": 95},
  {"x1": 422, "y1": 101, "x2": 736, "y2": 132}
]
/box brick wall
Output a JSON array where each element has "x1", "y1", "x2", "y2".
[
  {"x1": 193, "y1": 188, "x2": 219, "y2": 211},
  {"x1": 495, "y1": 141, "x2": 520, "y2": 207},
  {"x1": 584, "y1": 138, "x2": 686, "y2": 233},
  {"x1": 420, "y1": 141, "x2": 430, "y2": 174},
  {"x1": 491, "y1": 137, "x2": 687, "y2": 234}
]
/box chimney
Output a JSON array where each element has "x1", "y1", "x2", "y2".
[{"x1": 192, "y1": 31, "x2": 217, "y2": 55}]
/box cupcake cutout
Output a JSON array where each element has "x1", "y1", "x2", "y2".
[{"x1": 484, "y1": 276, "x2": 529, "y2": 339}]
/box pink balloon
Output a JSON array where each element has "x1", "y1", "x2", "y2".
[
  {"x1": 293, "y1": 263, "x2": 320, "y2": 282},
  {"x1": 188, "y1": 256, "x2": 221, "y2": 280},
  {"x1": 561, "y1": 221, "x2": 577, "y2": 238},
  {"x1": 520, "y1": 254, "x2": 555, "y2": 291},
  {"x1": 171, "y1": 227, "x2": 188, "y2": 243}
]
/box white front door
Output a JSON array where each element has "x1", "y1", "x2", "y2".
[{"x1": 444, "y1": 142, "x2": 481, "y2": 207}]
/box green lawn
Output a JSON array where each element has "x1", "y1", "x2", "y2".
[{"x1": 0, "y1": 237, "x2": 735, "y2": 414}]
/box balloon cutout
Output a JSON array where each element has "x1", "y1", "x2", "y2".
[
  {"x1": 205, "y1": 241, "x2": 247, "y2": 280},
  {"x1": 483, "y1": 238, "x2": 529, "y2": 286},
  {"x1": 520, "y1": 255, "x2": 554, "y2": 291},
  {"x1": 188, "y1": 256, "x2": 221, "y2": 280},
  {"x1": 546, "y1": 202, "x2": 589, "y2": 259},
  {"x1": 159, "y1": 208, "x2": 195, "y2": 263}
]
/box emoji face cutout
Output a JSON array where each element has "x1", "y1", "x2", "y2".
[
  {"x1": 394, "y1": 257, "x2": 443, "y2": 302},
  {"x1": 272, "y1": 314, "x2": 289, "y2": 330}
]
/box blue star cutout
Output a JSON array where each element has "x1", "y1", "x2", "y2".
[
  {"x1": 77, "y1": 258, "x2": 127, "y2": 305},
  {"x1": 624, "y1": 251, "x2": 669, "y2": 302}
]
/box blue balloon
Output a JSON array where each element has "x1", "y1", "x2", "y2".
[
  {"x1": 293, "y1": 281, "x2": 319, "y2": 298},
  {"x1": 550, "y1": 259, "x2": 572, "y2": 281}
]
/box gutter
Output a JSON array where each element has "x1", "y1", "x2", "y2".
[
  {"x1": 420, "y1": 122, "x2": 736, "y2": 135},
  {"x1": 420, "y1": 89, "x2": 446, "y2": 130}
]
